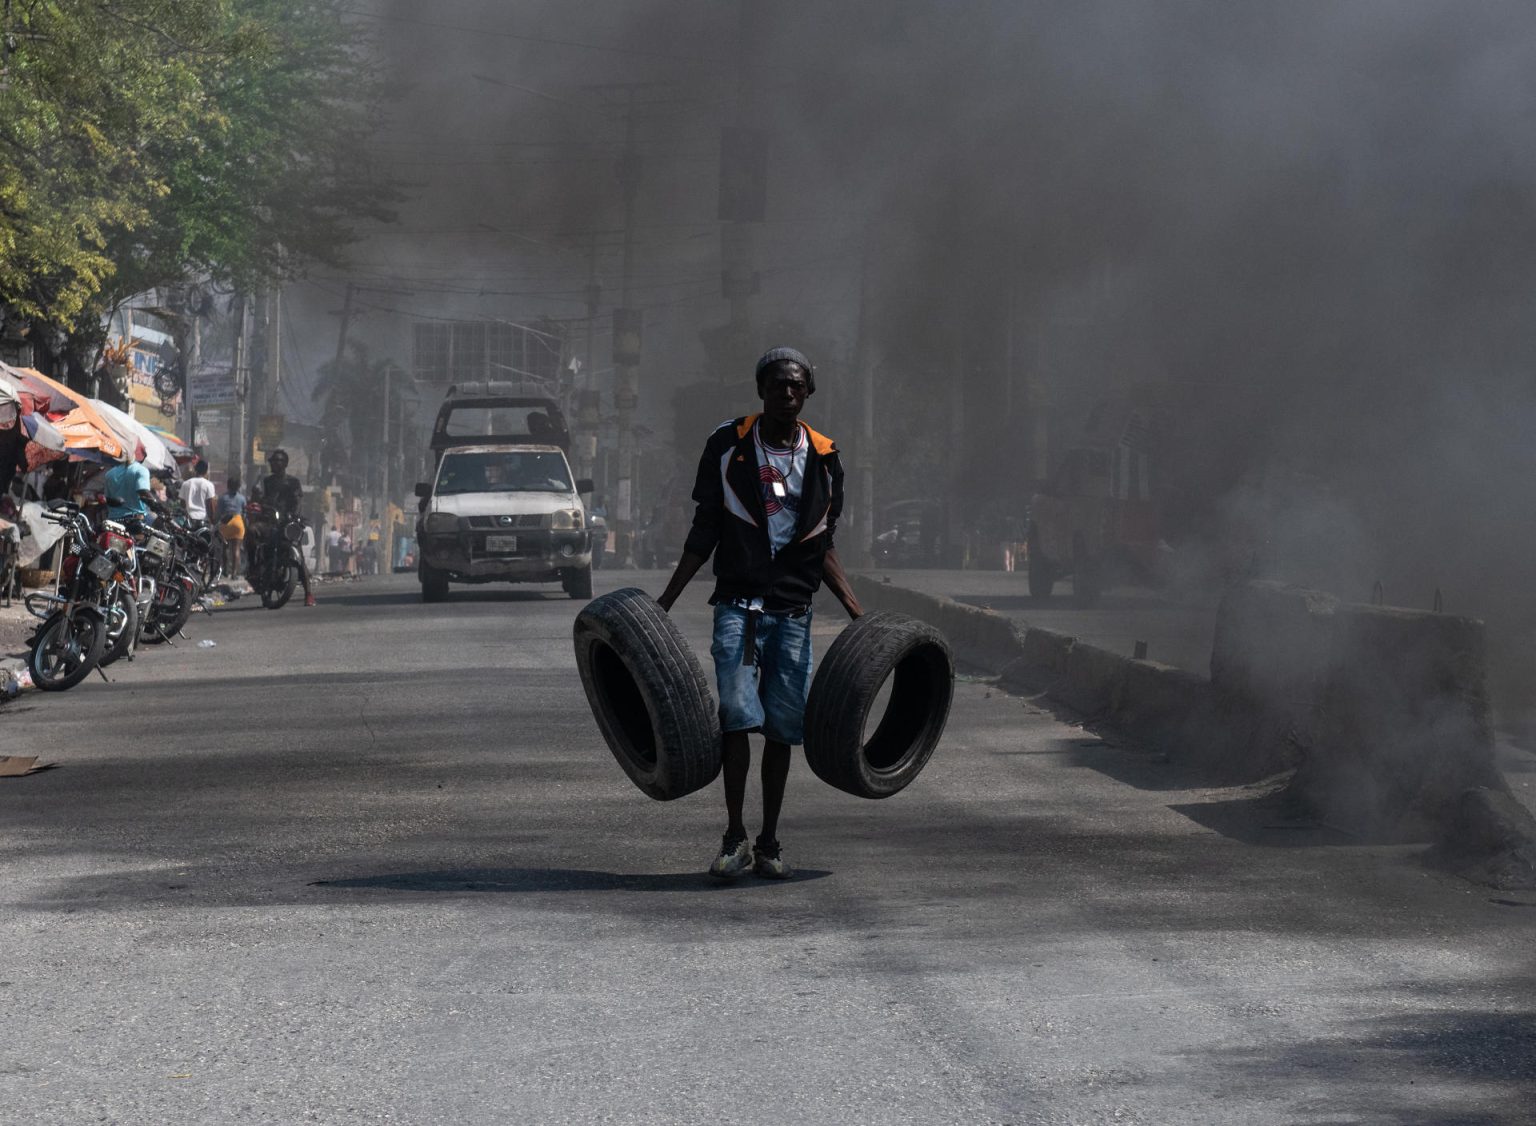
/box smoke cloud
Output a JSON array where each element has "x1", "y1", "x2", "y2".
[{"x1": 308, "y1": 0, "x2": 1536, "y2": 721}]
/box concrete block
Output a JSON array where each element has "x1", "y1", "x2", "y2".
[
  {"x1": 1113, "y1": 659, "x2": 1207, "y2": 742},
  {"x1": 1290, "y1": 601, "x2": 1501, "y2": 840},
  {"x1": 1210, "y1": 580, "x2": 1336, "y2": 709},
  {"x1": 1432, "y1": 786, "x2": 1536, "y2": 890},
  {"x1": 1053, "y1": 642, "x2": 1131, "y2": 717},
  {"x1": 1000, "y1": 627, "x2": 1075, "y2": 692},
  {"x1": 848, "y1": 574, "x2": 1024, "y2": 673}
]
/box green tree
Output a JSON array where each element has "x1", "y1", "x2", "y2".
[{"x1": 0, "y1": 1, "x2": 395, "y2": 357}]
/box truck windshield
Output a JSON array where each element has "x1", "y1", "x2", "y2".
[{"x1": 435, "y1": 451, "x2": 572, "y2": 495}]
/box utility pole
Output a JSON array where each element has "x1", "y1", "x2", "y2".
[
  {"x1": 230, "y1": 295, "x2": 249, "y2": 481},
  {"x1": 184, "y1": 313, "x2": 201, "y2": 451},
  {"x1": 583, "y1": 83, "x2": 660, "y2": 564},
  {"x1": 331, "y1": 282, "x2": 356, "y2": 392},
  {"x1": 264, "y1": 286, "x2": 282, "y2": 418},
  {"x1": 721, "y1": 0, "x2": 763, "y2": 359},
  {"x1": 578, "y1": 232, "x2": 601, "y2": 487},
  {"x1": 382, "y1": 362, "x2": 392, "y2": 508},
  {"x1": 614, "y1": 86, "x2": 641, "y2": 562},
  {"x1": 854, "y1": 225, "x2": 877, "y2": 567}
]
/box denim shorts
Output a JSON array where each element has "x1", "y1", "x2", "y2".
[{"x1": 710, "y1": 603, "x2": 814, "y2": 745}]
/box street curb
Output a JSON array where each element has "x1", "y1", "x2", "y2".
[
  {"x1": 847, "y1": 574, "x2": 1026, "y2": 673},
  {"x1": 848, "y1": 572, "x2": 1536, "y2": 885}
]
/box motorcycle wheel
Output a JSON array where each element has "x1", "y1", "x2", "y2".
[
  {"x1": 102, "y1": 587, "x2": 139, "y2": 666},
  {"x1": 262, "y1": 565, "x2": 296, "y2": 610},
  {"x1": 29, "y1": 611, "x2": 105, "y2": 691},
  {"x1": 141, "y1": 579, "x2": 188, "y2": 644},
  {"x1": 166, "y1": 576, "x2": 197, "y2": 635}
]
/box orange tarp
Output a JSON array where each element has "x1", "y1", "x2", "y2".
[{"x1": 0, "y1": 365, "x2": 124, "y2": 461}]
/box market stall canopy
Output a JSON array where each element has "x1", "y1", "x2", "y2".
[
  {"x1": 146, "y1": 424, "x2": 195, "y2": 463},
  {"x1": 93, "y1": 399, "x2": 172, "y2": 472},
  {"x1": 0, "y1": 363, "x2": 125, "y2": 462},
  {"x1": 21, "y1": 413, "x2": 65, "y2": 451},
  {"x1": 0, "y1": 373, "x2": 16, "y2": 407}
]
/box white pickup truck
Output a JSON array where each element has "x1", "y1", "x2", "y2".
[{"x1": 414, "y1": 442, "x2": 593, "y2": 602}]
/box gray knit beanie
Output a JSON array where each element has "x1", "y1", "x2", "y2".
[{"x1": 754, "y1": 347, "x2": 816, "y2": 395}]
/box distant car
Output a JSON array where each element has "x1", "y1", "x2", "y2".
[
  {"x1": 414, "y1": 443, "x2": 593, "y2": 602},
  {"x1": 870, "y1": 499, "x2": 942, "y2": 568}
]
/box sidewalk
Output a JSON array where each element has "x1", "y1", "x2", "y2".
[{"x1": 853, "y1": 567, "x2": 1219, "y2": 673}]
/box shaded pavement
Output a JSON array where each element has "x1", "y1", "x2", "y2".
[{"x1": 1, "y1": 571, "x2": 1531, "y2": 1124}]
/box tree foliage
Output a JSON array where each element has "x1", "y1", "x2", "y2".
[
  {"x1": 313, "y1": 340, "x2": 414, "y2": 490},
  {"x1": 0, "y1": 1, "x2": 395, "y2": 343}
]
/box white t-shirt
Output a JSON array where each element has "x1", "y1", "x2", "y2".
[
  {"x1": 181, "y1": 476, "x2": 217, "y2": 521},
  {"x1": 754, "y1": 420, "x2": 806, "y2": 558}
]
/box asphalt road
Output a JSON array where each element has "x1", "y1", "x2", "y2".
[{"x1": 2, "y1": 572, "x2": 1532, "y2": 1125}]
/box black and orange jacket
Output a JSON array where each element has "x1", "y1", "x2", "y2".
[{"x1": 683, "y1": 413, "x2": 844, "y2": 613}]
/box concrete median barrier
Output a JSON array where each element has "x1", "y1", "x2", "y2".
[
  {"x1": 848, "y1": 574, "x2": 1025, "y2": 672},
  {"x1": 1053, "y1": 641, "x2": 1129, "y2": 717},
  {"x1": 851, "y1": 572, "x2": 1530, "y2": 869},
  {"x1": 1432, "y1": 786, "x2": 1536, "y2": 890},
  {"x1": 1000, "y1": 627, "x2": 1075, "y2": 692},
  {"x1": 1212, "y1": 581, "x2": 1508, "y2": 842}
]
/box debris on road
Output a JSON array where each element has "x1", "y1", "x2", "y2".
[{"x1": 0, "y1": 755, "x2": 55, "y2": 777}]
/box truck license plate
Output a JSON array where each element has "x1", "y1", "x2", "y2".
[{"x1": 485, "y1": 534, "x2": 518, "y2": 553}]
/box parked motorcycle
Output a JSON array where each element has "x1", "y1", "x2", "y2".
[
  {"x1": 23, "y1": 501, "x2": 136, "y2": 690},
  {"x1": 245, "y1": 503, "x2": 306, "y2": 609},
  {"x1": 124, "y1": 514, "x2": 196, "y2": 644}
]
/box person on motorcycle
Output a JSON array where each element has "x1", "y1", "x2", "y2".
[
  {"x1": 251, "y1": 448, "x2": 316, "y2": 606},
  {"x1": 105, "y1": 457, "x2": 154, "y2": 522}
]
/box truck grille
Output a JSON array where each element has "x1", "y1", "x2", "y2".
[{"x1": 465, "y1": 514, "x2": 546, "y2": 529}]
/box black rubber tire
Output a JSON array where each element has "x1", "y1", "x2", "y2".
[
  {"x1": 803, "y1": 611, "x2": 954, "y2": 799},
  {"x1": 141, "y1": 580, "x2": 189, "y2": 643},
  {"x1": 262, "y1": 565, "x2": 296, "y2": 610},
  {"x1": 102, "y1": 586, "x2": 138, "y2": 666},
  {"x1": 421, "y1": 563, "x2": 449, "y2": 602},
  {"x1": 1027, "y1": 525, "x2": 1054, "y2": 600},
  {"x1": 29, "y1": 611, "x2": 105, "y2": 692},
  {"x1": 166, "y1": 576, "x2": 196, "y2": 635},
  {"x1": 572, "y1": 587, "x2": 720, "y2": 801},
  {"x1": 563, "y1": 565, "x2": 593, "y2": 600}
]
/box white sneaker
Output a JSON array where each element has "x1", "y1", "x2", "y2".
[
  {"x1": 752, "y1": 837, "x2": 791, "y2": 880},
  {"x1": 708, "y1": 833, "x2": 752, "y2": 879}
]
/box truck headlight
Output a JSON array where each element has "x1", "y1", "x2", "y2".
[
  {"x1": 424, "y1": 512, "x2": 459, "y2": 534},
  {"x1": 549, "y1": 508, "x2": 582, "y2": 530}
]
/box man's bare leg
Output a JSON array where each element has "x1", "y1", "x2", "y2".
[
  {"x1": 759, "y1": 739, "x2": 791, "y2": 843},
  {"x1": 721, "y1": 729, "x2": 751, "y2": 839}
]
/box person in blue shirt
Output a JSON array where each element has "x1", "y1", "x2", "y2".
[{"x1": 104, "y1": 459, "x2": 153, "y2": 522}]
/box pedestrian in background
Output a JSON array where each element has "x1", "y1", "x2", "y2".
[
  {"x1": 216, "y1": 475, "x2": 246, "y2": 578},
  {"x1": 181, "y1": 459, "x2": 217, "y2": 527}
]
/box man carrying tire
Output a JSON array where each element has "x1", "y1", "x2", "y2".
[{"x1": 658, "y1": 347, "x2": 863, "y2": 880}]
